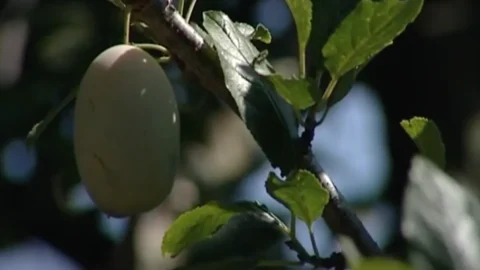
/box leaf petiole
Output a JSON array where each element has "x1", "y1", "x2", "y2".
[
  {"x1": 185, "y1": 0, "x2": 198, "y2": 23},
  {"x1": 298, "y1": 48, "x2": 306, "y2": 78},
  {"x1": 177, "y1": 0, "x2": 185, "y2": 16},
  {"x1": 321, "y1": 77, "x2": 338, "y2": 102},
  {"x1": 308, "y1": 227, "x2": 320, "y2": 257}
]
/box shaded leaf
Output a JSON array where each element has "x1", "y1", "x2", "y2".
[
  {"x1": 266, "y1": 170, "x2": 329, "y2": 228},
  {"x1": 404, "y1": 155, "x2": 480, "y2": 270},
  {"x1": 400, "y1": 116, "x2": 445, "y2": 169},
  {"x1": 203, "y1": 11, "x2": 298, "y2": 172},
  {"x1": 267, "y1": 75, "x2": 314, "y2": 110},
  {"x1": 322, "y1": 0, "x2": 423, "y2": 78}
]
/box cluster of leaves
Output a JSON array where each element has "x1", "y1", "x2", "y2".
[
  {"x1": 156, "y1": 0, "x2": 445, "y2": 269},
  {"x1": 27, "y1": 0, "x2": 451, "y2": 268}
]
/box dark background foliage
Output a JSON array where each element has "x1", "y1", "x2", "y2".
[{"x1": 0, "y1": 0, "x2": 478, "y2": 269}]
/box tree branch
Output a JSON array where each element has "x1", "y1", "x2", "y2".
[
  {"x1": 300, "y1": 152, "x2": 381, "y2": 256},
  {"x1": 124, "y1": 0, "x2": 381, "y2": 257}
]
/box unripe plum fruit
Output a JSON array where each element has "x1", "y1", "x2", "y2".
[{"x1": 73, "y1": 44, "x2": 180, "y2": 217}]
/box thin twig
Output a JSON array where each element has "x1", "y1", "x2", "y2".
[
  {"x1": 131, "y1": 42, "x2": 170, "y2": 54},
  {"x1": 26, "y1": 88, "x2": 78, "y2": 145},
  {"x1": 299, "y1": 152, "x2": 381, "y2": 256},
  {"x1": 123, "y1": 5, "x2": 132, "y2": 44}
]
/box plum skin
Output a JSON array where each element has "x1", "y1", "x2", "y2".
[{"x1": 73, "y1": 45, "x2": 180, "y2": 217}]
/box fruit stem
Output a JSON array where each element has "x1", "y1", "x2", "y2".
[
  {"x1": 132, "y1": 43, "x2": 170, "y2": 55},
  {"x1": 123, "y1": 5, "x2": 132, "y2": 44}
]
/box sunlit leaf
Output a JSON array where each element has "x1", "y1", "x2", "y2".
[
  {"x1": 284, "y1": 0, "x2": 313, "y2": 69},
  {"x1": 161, "y1": 202, "x2": 237, "y2": 257},
  {"x1": 404, "y1": 156, "x2": 480, "y2": 270},
  {"x1": 400, "y1": 116, "x2": 445, "y2": 169},
  {"x1": 266, "y1": 170, "x2": 329, "y2": 228},
  {"x1": 322, "y1": 0, "x2": 423, "y2": 78},
  {"x1": 235, "y1": 22, "x2": 272, "y2": 44}
]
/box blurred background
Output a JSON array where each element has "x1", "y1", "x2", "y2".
[{"x1": 0, "y1": 0, "x2": 479, "y2": 269}]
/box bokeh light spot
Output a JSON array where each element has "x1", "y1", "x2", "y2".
[
  {"x1": 66, "y1": 183, "x2": 95, "y2": 214},
  {"x1": 59, "y1": 107, "x2": 74, "y2": 141},
  {"x1": 98, "y1": 213, "x2": 130, "y2": 243},
  {"x1": 1, "y1": 138, "x2": 37, "y2": 184},
  {"x1": 253, "y1": 0, "x2": 291, "y2": 39},
  {"x1": 0, "y1": 238, "x2": 81, "y2": 270}
]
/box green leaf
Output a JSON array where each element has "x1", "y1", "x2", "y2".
[
  {"x1": 202, "y1": 11, "x2": 299, "y2": 172},
  {"x1": 322, "y1": 0, "x2": 424, "y2": 78},
  {"x1": 405, "y1": 155, "x2": 480, "y2": 270},
  {"x1": 306, "y1": 0, "x2": 363, "y2": 108},
  {"x1": 284, "y1": 0, "x2": 313, "y2": 62},
  {"x1": 252, "y1": 24, "x2": 271, "y2": 44},
  {"x1": 308, "y1": 0, "x2": 360, "y2": 63},
  {"x1": 161, "y1": 202, "x2": 237, "y2": 257},
  {"x1": 400, "y1": 117, "x2": 445, "y2": 169},
  {"x1": 354, "y1": 258, "x2": 412, "y2": 270},
  {"x1": 307, "y1": 0, "x2": 360, "y2": 77},
  {"x1": 266, "y1": 170, "x2": 329, "y2": 228},
  {"x1": 267, "y1": 75, "x2": 314, "y2": 110},
  {"x1": 234, "y1": 23, "x2": 272, "y2": 44},
  {"x1": 186, "y1": 203, "x2": 287, "y2": 264}
]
